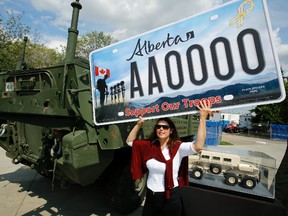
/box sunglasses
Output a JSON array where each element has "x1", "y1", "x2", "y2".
[{"x1": 156, "y1": 124, "x2": 170, "y2": 130}]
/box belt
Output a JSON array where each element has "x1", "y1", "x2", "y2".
[{"x1": 147, "y1": 186, "x2": 179, "y2": 195}]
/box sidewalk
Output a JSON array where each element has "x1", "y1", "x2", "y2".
[{"x1": 0, "y1": 148, "x2": 142, "y2": 216}]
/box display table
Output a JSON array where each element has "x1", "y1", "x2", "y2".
[{"x1": 181, "y1": 184, "x2": 287, "y2": 216}]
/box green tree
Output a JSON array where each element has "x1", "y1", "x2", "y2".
[
  {"x1": 75, "y1": 31, "x2": 118, "y2": 59},
  {"x1": 26, "y1": 43, "x2": 64, "y2": 68},
  {"x1": 0, "y1": 10, "x2": 63, "y2": 71},
  {"x1": 0, "y1": 10, "x2": 32, "y2": 70},
  {"x1": 251, "y1": 70, "x2": 288, "y2": 126}
]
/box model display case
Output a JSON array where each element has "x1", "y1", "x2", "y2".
[{"x1": 188, "y1": 146, "x2": 277, "y2": 200}]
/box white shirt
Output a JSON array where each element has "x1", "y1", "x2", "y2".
[{"x1": 127, "y1": 141, "x2": 196, "y2": 192}]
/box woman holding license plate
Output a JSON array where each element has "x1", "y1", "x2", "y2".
[{"x1": 126, "y1": 100, "x2": 212, "y2": 216}]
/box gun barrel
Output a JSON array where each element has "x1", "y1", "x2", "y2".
[{"x1": 64, "y1": 0, "x2": 82, "y2": 64}]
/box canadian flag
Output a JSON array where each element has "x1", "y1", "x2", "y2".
[{"x1": 95, "y1": 66, "x2": 110, "y2": 78}]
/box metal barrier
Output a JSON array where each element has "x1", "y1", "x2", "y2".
[
  {"x1": 205, "y1": 121, "x2": 222, "y2": 146},
  {"x1": 270, "y1": 124, "x2": 288, "y2": 141}
]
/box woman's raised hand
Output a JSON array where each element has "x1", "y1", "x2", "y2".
[
  {"x1": 137, "y1": 117, "x2": 145, "y2": 127},
  {"x1": 196, "y1": 100, "x2": 212, "y2": 119}
]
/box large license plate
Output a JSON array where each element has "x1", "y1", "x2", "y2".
[{"x1": 89, "y1": 0, "x2": 286, "y2": 125}]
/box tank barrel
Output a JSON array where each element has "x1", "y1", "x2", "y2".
[
  {"x1": 16, "y1": 36, "x2": 28, "y2": 70},
  {"x1": 64, "y1": 0, "x2": 82, "y2": 64}
]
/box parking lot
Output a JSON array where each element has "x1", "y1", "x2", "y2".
[{"x1": 0, "y1": 133, "x2": 286, "y2": 216}]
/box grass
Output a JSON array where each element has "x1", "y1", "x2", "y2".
[{"x1": 219, "y1": 141, "x2": 233, "y2": 145}]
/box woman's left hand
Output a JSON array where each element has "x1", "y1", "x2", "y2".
[{"x1": 196, "y1": 100, "x2": 212, "y2": 119}]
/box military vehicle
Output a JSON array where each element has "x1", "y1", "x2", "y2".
[
  {"x1": 0, "y1": 0, "x2": 198, "y2": 213},
  {"x1": 189, "y1": 150, "x2": 261, "y2": 189}
]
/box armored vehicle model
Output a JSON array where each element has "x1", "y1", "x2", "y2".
[
  {"x1": 190, "y1": 150, "x2": 260, "y2": 189},
  {"x1": 0, "y1": 0, "x2": 197, "y2": 213}
]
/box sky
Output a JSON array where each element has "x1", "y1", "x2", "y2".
[
  {"x1": 0, "y1": 0, "x2": 287, "y2": 67},
  {"x1": 0, "y1": 0, "x2": 287, "y2": 114}
]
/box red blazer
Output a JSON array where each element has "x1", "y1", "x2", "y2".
[{"x1": 131, "y1": 139, "x2": 189, "y2": 199}]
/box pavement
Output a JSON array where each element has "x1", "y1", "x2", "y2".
[
  {"x1": 0, "y1": 133, "x2": 287, "y2": 216},
  {"x1": 220, "y1": 133, "x2": 287, "y2": 168},
  {"x1": 0, "y1": 150, "x2": 143, "y2": 216}
]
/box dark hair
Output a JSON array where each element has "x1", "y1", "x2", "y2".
[{"x1": 149, "y1": 117, "x2": 180, "y2": 147}]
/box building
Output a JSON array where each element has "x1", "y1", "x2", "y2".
[
  {"x1": 221, "y1": 113, "x2": 240, "y2": 126},
  {"x1": 239, "y1": 113, "x2": 253, "y2": 130}
]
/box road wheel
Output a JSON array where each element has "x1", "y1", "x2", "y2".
[
  {"x1": 242, "y1": 176, "x2": 257, "y2": 189},
  {"x1": 224, "y1": 173, "x2": 238, "y2": 186},
  {"x1": 190, "y1": 167, "x2": 203, "y2": 179},
  {"x1": 210, "y1": 164, "x2": 222, "y2": 174}
]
